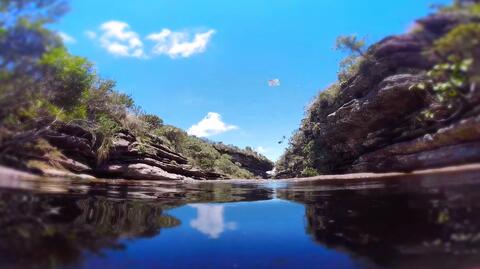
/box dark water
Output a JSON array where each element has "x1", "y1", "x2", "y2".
[{"x1": 1, "y1": 169, "x2": 480, "y2": 269}]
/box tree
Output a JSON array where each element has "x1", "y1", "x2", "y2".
[
  {"x1": 40, "y1": 47, "x2": 94, "y2": 112},
  {"x1": 334, "y1": 35, "x2": 367, "y2": 82},
  {"x1": 335, "y1": 35, "x2": 366, "y2": 57},
  {"x1": 0, "y1": 0, "x2": 67, "y2": 121},
  {"x1": 0, "y1": 0, "x2": 67, "y2": 73}
]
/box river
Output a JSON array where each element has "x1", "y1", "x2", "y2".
[{"x1": 0, "y1": 167, "x2": 479, "y2": 269}]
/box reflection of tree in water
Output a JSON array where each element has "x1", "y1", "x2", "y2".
[
  {"x1": 0, "y1": 191, "x2": 180, "y2": 269},
  {"x1": 170, "y1": 182, "x2": 274, "y2": 203},
  {"x1": 0, "y1": 180, "x2": 273, "y2": 269},
  {"x1": 279, "y1": 182, "x2": 480, "y2": 268}
]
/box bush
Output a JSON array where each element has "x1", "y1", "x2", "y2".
[
  {"x1": 40, "y1": 47, "x2": 94, "y2": 112},
  {"x1": 141, "y1": 114, "x2": 163, "y2": 130},
  {"x1": 153, "y1": 125, "x2": 256, "y2": 178},
  {"x1": 412, "y1": 23, "x2": 480, "y2": 122},
  {"x1": 95, "y1": 116, "x2": 121, "y2": 162},
  {"x1": 301, "y1": 167, "x2": 319, "y2": 177},
  {"x1": 433, "y1": 23, "x2": 480, "y2": 62}
]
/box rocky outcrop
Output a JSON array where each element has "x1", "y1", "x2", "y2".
[
  {"x1": 39, "y1": 123, "x2": 226, "y2": 180},
  {"x1": 276, "y1": 12, "x2": 480, "y2": 176},
  {"x1": 340, "y1": 13, "x2": 480, "y2": 173},
  {"x1": 213, "y1": 144, "x2": 274, "y2": 178},
  {"x1": 352, "y1": 116, "x2": 480, "y2": 171}
]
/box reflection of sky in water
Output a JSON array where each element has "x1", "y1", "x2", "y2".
[
  {"x1": 84, "y1": 199, "x2": 363, "y2": 269},
  {"x1": 190, "y1": 204, "x2": 237, "y2": 239}
]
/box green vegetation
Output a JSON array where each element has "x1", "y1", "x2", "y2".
[
  {"x1": 412, "y1": 22, "x2": 480, "y2": 122},
  {"x1": 154, "y1": 125, "x2": 255, "y2": 178},
  {"x1": 335, "y1": 35, "x2": 367, "y2": 83},
  {"x1": 0, "y1": 0, "x2": 267, "y2": 178},
  {"x1": 439, "y1": 0, "x2": 480, "y2": 14}
]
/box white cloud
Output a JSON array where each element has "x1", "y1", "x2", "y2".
[
  {"x1": 190, "y1": 204, "x2": 237, "y2": 239},
  {"x1": 58, "y1": 32, "x2": 76, "y2": 44},
  {"x1": 87, "y1": 21, "x2": 215, "y2": 59},
  {"x1": 147, "y1": 29, "x2": 215, "y2": 58},
  {"x1": 187, "y1": 112, "x2": 238, "y2": 138},
  {"x1": 97, "y1": 21, "x2": 144, "y2": 58}
]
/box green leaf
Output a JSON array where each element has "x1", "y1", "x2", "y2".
[{"x1": 460, "y1": 58, "x2": 474, "y2": 72}]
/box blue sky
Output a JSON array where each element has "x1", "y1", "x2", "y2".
[{"x1": 54, "y1": 0, "x2": 450, "y2": 161}]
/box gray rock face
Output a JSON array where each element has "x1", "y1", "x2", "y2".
[
  {"x1": 322, "y1": 74, "x2": 426, "y2": 158},
  {"x1": 99, "y1": 163, "x2": 188, "y2": 181},
  {"x1": 352, "y1": 116, "x2": 480, "y2": 172},
  {"x1": 213, "y1": 144, "x2": 274, "y2": 178},
  {"x1": 277, "y1": 12, "x2": 480, "y2": 176},
  {"x1": 42, "y1": 124, "x2": 225, "y2": 180}
]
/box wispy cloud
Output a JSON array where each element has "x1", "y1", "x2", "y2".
[
  {"x1": 190, "y1": 204, "x2": 237, "y2": 239},
  {"x1": 58, "y1": 32, "x2": 76, "y2": 44},
  {"x1": 147, "y1": 29, "x2": 215, "y2": 58},
  {"x1": 86, "y1": 21, "x2": 215, "y2": 59},
  {"x1": 187, "y1": 112, "x2": 238, "y2": 138},
  {"x1": 97, "y1": 21, "x2": 145, "y2": 58}
]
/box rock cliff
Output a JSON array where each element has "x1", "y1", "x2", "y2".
[
  {"x1": 213, "y1": 143, "x2": 274, "y2": 178},
  {"x1": 36, "y1": 123, "x2": 227, "y2": 180},
  {"x1": 6, "y1": 121, "x2": 274, "y2": 180},
  {"x1": 276, "y1": 8, "x2": 480, "y2": 177}
]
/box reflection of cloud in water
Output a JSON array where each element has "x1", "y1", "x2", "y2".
[{"x1": 190, "y1": 204, "x2": 237, "y2": 239}]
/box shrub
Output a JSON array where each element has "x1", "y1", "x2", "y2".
[
  {"x1": 141, "y1": 114, "x2": 164, "y2": 130},
  {"x1": 412, "y1": 23, "x2": 480, "y2": 122},
  {"x1": 153, "y1": 125, "x2": 256, "y2": 178},
  {"x1": 301, "y1": 167, "x2": 319, "y2": 177},
  {"x1": 305, "y1": 83, "x2": 341, "y2": 121},
  {"x1": 95, "y1": 116, "x2": 121, "y2": 162},
  {"x1": 433, "y1": 23, "x2": 480, "y2": 62},
  {"x1": 40, "y1": 47, "x2": 94, "y2": 112}
]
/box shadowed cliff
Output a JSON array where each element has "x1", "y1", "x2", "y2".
[{"x1": 276, "y1": 1, "x2": 480, "y2": 177}]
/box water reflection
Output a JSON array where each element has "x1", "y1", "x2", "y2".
[
  {"x1": 0, "y1": 191, "x2": 180, "y2": 269},
  {"x1": 190, "y1": 204, "x2": 237, "y2": 239},
  {"x1": 0, "y1": 169, "x2": 479, "y2": 268},
  {"x1": 278, "y1": 172, "x2": 480, "y2": 269}
]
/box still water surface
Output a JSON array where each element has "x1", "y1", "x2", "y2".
[{"x1": 0, "y1": 169, "x2": 480, "y2": 269}]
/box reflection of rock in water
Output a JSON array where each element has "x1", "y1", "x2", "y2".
[
  {"x1": 0, "y1": 190, "x2": 180, "y2": 269},
  {"x1": 182, "y1": 182, "x2": 274, "y2": 204},
  {"x1": 0, "y1": 180, "x2": 273, "y2": 268},
  {"x1": 279, "y1": 179, "x2": 480, "y2": 268}
]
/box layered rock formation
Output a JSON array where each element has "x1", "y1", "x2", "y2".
[
  {"x1": 276, "y1": 11, "x2": 480, "y2": 177},
  {"x1": 30, "y1": 123, "x2": 229, "y2": 180},
  {"x1": 213, "y1": 143, "x2": 274, "y2": 178}
]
